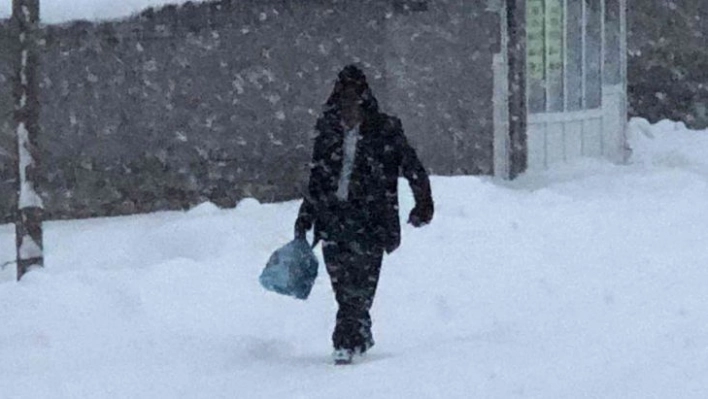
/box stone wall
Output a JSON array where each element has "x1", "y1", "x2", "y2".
[
  {"x1": 628, "y1": 1, "x2": 708, "y2": 129},
  {"x1": 0, "y1": 0, "x2": 498, "y2": 222}
]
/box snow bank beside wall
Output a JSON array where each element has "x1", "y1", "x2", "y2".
[
  {"x1": 627, "y1": 118, "x2": 708, "y2": 172},
  {"x1": 0, "y1": 0, "x2": 191, "y2": 23}
]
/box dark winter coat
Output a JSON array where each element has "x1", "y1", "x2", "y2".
[{"x1": 295, "y1": 67, "x2": 433, "y2": 254}]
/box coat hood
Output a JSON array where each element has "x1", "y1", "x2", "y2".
[{"x1": 323, "y1": 65, "x2": 380, "y2": 118}]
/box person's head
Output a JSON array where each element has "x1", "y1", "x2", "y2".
[
  {"x1": 340, "y1": 82, "x2": 364, "y2": 116},
  {"x1": 324, "y1": 64, "x2": 379, "y2": 123},
  {"x1": 338, "y1": 65, "x2": 367, "y2": 112}
]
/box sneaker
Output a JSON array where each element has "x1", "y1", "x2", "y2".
[
  {"x1": 332, "y1": 348, "x2": 353, "y2": 365},
  {"x1": 361, "y1": 336, "x2": 375, "y2": 354}
]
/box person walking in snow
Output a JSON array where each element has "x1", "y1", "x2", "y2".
[{"x1": 295, "y1": 65, "x2": 434, "y2": 364}]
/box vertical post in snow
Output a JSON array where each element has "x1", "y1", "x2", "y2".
[
  {"x1": 507, "y1": 0, "x2": 528, "y2": 179},
  {"x1": 12, "y1": 0, "x2": 44, "y2": 280}
]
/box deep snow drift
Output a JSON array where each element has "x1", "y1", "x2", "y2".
[{"x1": 1, "y1": 118, "x2": 707, "y2": 398}]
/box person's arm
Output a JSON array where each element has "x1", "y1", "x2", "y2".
[
  {"x1": 295, "y1": 200, "x2": 314, "y2": 239},
  {"x1": 295, "y1": 119, "x2": 326, "y2": 238},
  {"x1": 392, "y1": 118, "x2": 434, "y2": 227}
]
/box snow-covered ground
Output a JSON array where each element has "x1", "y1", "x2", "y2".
[{"x1": 1, "y1": 118, "x2": 707, "y2": 398}]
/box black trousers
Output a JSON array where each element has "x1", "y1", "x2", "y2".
[{"x1": 322, "y1": 239, "x2": 384, "y2": 352}]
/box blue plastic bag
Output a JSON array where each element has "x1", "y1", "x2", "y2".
[{"x1": 259, "y1": 238, "x2": 319, "y2": 300}]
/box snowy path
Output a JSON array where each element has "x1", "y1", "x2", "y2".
[{"x1": 1, "y1": 119, "x2": 708, "y2": 398}]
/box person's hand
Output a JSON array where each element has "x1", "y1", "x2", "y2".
[
  {"x1": 407, "y1": 204, "x2": 433, "y2": 227},
  {"x1": 294, "y1": 216, "x2": 311, "y2": 239}
]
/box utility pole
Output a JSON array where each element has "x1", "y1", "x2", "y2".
[{"x1": 12, "y1": 0, "x2": 44, "y2": 280}]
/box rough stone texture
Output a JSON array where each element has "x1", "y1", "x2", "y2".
[
  {"x1": 628, "y1": 1, "x2": 708, "y2": 129},
  {"x1": 0, "y1": 0, "x2": 499, "y2": 222},
  {"x1": 0, "y1": 22, "x2": 16, "y2": 221}
]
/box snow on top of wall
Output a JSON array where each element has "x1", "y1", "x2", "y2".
[{"x1": 0, "y1": 0, "x2": 198, "y2": 24}]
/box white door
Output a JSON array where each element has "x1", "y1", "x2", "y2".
[{"x1": 526, "y1": 0, "x2": 628, "y2": 170}]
